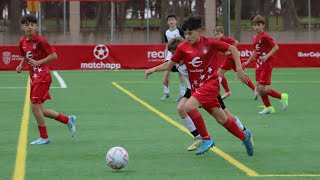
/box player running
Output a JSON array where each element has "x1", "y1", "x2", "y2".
[
  {"x1": 150, "y1": 36, "x2": 250, "y2": 151},
  {"x1": 146, "y1": 15, "x2": 254, "y2": 156},
  {"x1": 243, "y1": 15, "x2": 288, "y2": 115},
  {"x1": 214, "y1": 26, "x2": 258, "y2": 100}
]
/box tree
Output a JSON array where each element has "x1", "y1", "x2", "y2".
[
  {"x1": 160, "y1": 0, "x2": 167, "y2": 43},
  {"x1": 154, "y1": 0, "x2": 161, "y2": 19},
  {"x1": 116, "y1": 1, "x2": 127, "y2": 31},
  {"x1": 234, "y1": 0, "x2": 241, "y2": 41},
  {"x1": 96, "y1": 2, "x2": 110, "y2": 31},
  {"x1": 9, "y1": 0, "x2": 22, "y2": 33},
  {"x1": 256, "y1": 0, "x2": 270, "y2": 30},
  {"x1": 129, "y1": 0, "x2": 140, "y2": 19},
  {"x1": 0, "y1": 0, "x2": 4, "y2": 20},
  {"x1": 281, "y1": 0, "x2": 300, "y2": 30}
]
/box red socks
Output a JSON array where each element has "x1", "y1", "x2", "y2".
[
  {"x1": 55, "y1": 113, "x2": 69, "y2": 124},
  {"x1": 38, "y1": 113, "x2": 69, "y2": 138},
  {"x1": 38, "y1": 126, "x2": 48, "y2": 138},
  {"x1": 245, "y1": 77, "x2": 256, "y2": 91},
  {"x1": 223, "y1": 117, "x2": 246, "y2": 141},
  {"x1": 220, "y1": 75, "x2": 230, "y2": 92},
  {"x1": 187, "y1": 109, "x2": 210, "y2": 140},
  {"x1": 267, "y1": 89, "x2": 281, "y2": 99},
  {"x1": 261, "y1": 94, "x2": 272, "y2": 107}
]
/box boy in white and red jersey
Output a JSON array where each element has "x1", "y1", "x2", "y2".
[
  {"x1": 145, "y1": 15, "x2": 254, "y2": 156},
  {"x1": 243, "y1": 15, "x2": 288, "y2": 115},
  {"x1": 16, "y1": 14, "x2": 76, "y2": 145},
  {"x1": 214, "y1": 26, "x2": 257, "y2": 100}
]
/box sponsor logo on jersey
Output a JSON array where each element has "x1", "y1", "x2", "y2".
[
  {"x1": 188, "y1": 57, "x2": 203, "y2": 67},
  {"x1": 26, "y1": 51, "x2": 33, "y2": 59}
]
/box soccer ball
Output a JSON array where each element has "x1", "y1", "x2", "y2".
[{"x1": 106, "y1": 146, "x2": 129, "y2": 170}]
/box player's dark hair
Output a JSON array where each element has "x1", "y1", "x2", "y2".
[
  {"x1": 168, "y1": 37, "x2": 184, "y2": 52},
  {"x1": 181, "y1": 15, "x2": 202, "y2": 31},
  {"x1": 166, "y1": 14, "x2": 176, "y2": 21},
  {"x1": 252, "y1": 15, "x2": 265, "y2": 25},
  {"x1": 21, "y1": 14, "x2": 38, "y2": 24}
]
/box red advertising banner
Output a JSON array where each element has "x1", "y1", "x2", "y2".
[
  {"x1": 1, "y1": 43, "x2": 320, "y2": 71},
  {"x1": 0, "y1": 44, "x2": 166, "y2": 70},
  {"x1": 236, "y1": 44, "x2": 320, "y2": 68}
]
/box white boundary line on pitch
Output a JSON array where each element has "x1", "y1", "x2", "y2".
[{"x1": 53, "y1": 71, "x2": 67, "y2": 88}]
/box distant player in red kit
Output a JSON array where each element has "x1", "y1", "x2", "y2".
[
  {"x1": 243, "y1": 15, "x2": 288, "y2": 114},
  {"x1": 16, "y1": 14, "x2": 76, "y2": 145},
  {"x1": 146, "y1": 15, "x2": 254, "y2": 156},
  {"x1": 214, "y1": 26, "x2": 258, "y2": 100}
]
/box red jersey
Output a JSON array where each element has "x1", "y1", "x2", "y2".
[
  {"x1": 220, "y1": 36, "x2": 236, "y2": 59},
  {"x1": 19, "y1": 34, "x2": 56, "y2": 85},
  {"x1": 253, "y1": 32, "x2": 276, "y2": 70},
  {"x1": 171, "y1": 36, "x2": 229, "y2": 92}
]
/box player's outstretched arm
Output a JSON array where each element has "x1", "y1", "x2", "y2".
[{"x1": 145, "y1": 60, "x2": 175, "y2": 79}]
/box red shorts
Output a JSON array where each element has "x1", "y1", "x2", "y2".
[
  {"x1": 192, "y1": 79, "x2": 221, "y2": 113},
  {"x1": 220, "y1": 58, "x2": 244, "y2": 72},
  {"x1": 30, "y1": 82, "x2": 51, "y2": 104},
  {"x1": 255, "y1": 68, "x2": 272, "y2": 85}
]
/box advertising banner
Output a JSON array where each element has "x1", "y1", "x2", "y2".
[{"x1": 1, "y1": 43, "x2": 320, "y2": 71}]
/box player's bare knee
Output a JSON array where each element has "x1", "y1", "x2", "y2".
[
  {"x1": 31, "y1": 104, "x2": 41, "y2": 113},
  {"x1": 177, "y1": 104, "x2": 185, "y2": 115},
  {"x1": 184, "y1": 104, "x2": 195, "y2": 113},
  {"x1": 258, "y1": 86, "x2": 267, "y2": 94},
  {"x1": 216, "y1": 115, "x2": 228, "y2": 125}
]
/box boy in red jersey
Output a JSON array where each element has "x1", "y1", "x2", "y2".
[
  {"x1": 145, "y1": 15, "x2": 254, "y2": 156},
  {"x1": 214, "y1": 26, "x2": 257, "y2": 100},
  {"x1": 243, "y1": 15, "x2": 288, "y2": 115},
  {"x1": 16, "y1": 14, "x2": 76, "y2": 145},
  {"x1": 148, "y1": 37, "x2": 249, "y2": 152}
]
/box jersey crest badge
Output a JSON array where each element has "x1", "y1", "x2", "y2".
[{"x1": 202, "y1": 47, "x2": 208, "y2": 54}]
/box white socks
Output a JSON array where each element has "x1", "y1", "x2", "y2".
[
  {"x1": 182, "y1": 116, "x2": 197, "y2": 132},
  {"x1": 235, "y1": 116, "x2": 245, "y2": 131},
  {"x1": 164, "y1": 86, "x2": 169, "y2": 94}
]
